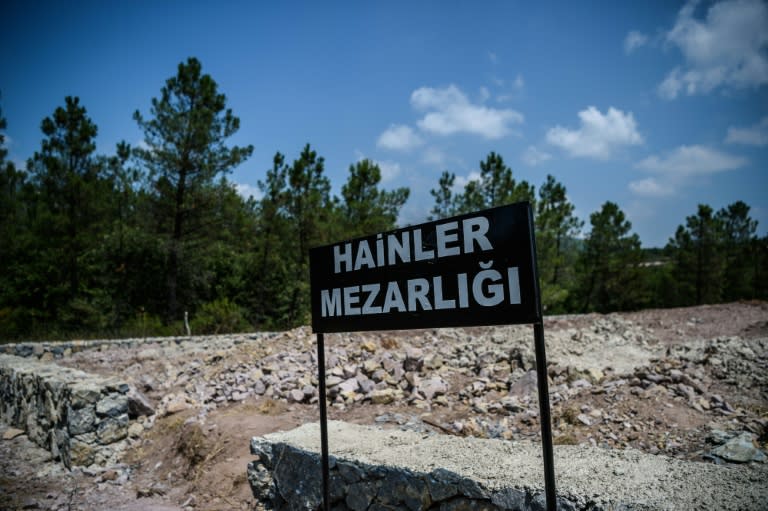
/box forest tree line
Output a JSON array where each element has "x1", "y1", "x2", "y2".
[{"x1": 1, "y1": 58, "x2": 766, "y2": 340}]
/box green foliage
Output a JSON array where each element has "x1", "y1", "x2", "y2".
[
  {"x1": 429, "y1": 171, "x2": 457, "y2": 220},
  {"x1": 2, "y1": 68, "x2": 767, "y2": 342},
  {"x1": 665, "y1": 201, "x2": 763, "y2": 306},
  {"x1": 536, "y1": 175, "x2": 582, "y2": 312},
  {"x1": 341, "y1": 159, "x2": 409, "y2": 237},
  {"x1": 718, "y1": 201, "x2": 759, "y2": 301},
  {"x1": 575, "y1": 201, "x2": 644, "y2": 312},
  {"x1": 20, "y1": 96, "x2": 115, "y2": 333},
  {"x1": 133, "y1": 57, "x2": 254, "y2": 321},
  {"x1": 190, "y1": 298, "x2": 250, "y2": 335},
  {"x1": 446, "y1": 152, "x2": 535, "y2": 215}
]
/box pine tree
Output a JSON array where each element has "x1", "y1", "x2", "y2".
[
  {"x1": 454, "y1": 152, "x2": 534, "y2": 214},
  {"x1": 716, "y1": 201, "x2": 758, "y2": 300},
  {"x1": 340, "y1": 159, "x2": 409, "y2": 237},
  {"x1": 25, "y1": 97, "x2": 114, "y2": 331},
  {"x1": 667, "y1": 204, "x2": 725, "y2": 305},
  {"x1": 133, "y1": 57, "x2": 253, "y2": 321},
  {"x1": 282, "y1": 144, "x2": 334, "y2": 325},
  {"x1": 535, "y1": 174, "x2": 582, "y2": 311},
  {"x1": 429, "y1": 171, "x2": 457, "y2": 220},
  {"x1": 576, "y1": 201, "x2": 643, "y2": 312},
  {"x1": 0, "y1": 98, "x2": 32, "y2": 337}
]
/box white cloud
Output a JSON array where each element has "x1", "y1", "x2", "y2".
[
  {"x1": 659, "y1": 0, "x2": 768, "y2": 99},
  {"x1": 376, "y1": 124, "x2": 423, "y2": 151},
  {"x1": 235, "y1": 182, "x2": 263, "y2": 201},
  {"x1": 376, "y1": 160, "x2": 402, "y2": 183},
  {"x1": 636, "y1": 144, "x2": 747, "y2": 175},
  {"x1": 488, "y1": 52, "x2": 498, "y2": 64},
  {"x1": 353, "y1": 150, "x2": 403, "y2": 184},
  {"x1": 411, "y1": 84, "x2": 524, "y2": 139},
  {"x1": 545, "y1": 106, "x2": 643, "y2": 159},
  {"x1": 726, "y1": 116, "x2": 768, "y2": 146},
  {"x1": 453, "y1": 171, "x2": 482, "y2": 193},
  {"x1": 630, "y1": 144, "x2": 747, "y2": 198},
  {"x1": 658, "y1": 69, "x2": 685, "y2": 99},
  {"x1": 422, "y1": 147, "x2": 447, "y2": 166},
  {"x1": 521, "y1": 146, "x2": 552, "y2": 166},
  {"x1": 628, "y1": 177, "x2": 674, "y2": 197},
  {"x1": 624, "y1": 30, "x2": 649, "y2": 54},
  {"x1": 497, "y1": 74, "x2": 525, "y2": 102}
]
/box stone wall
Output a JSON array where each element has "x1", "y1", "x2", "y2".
[
  {"x1": 248, "y1": 441, "x2": 560, "y2": 511},
  {"x1": 0, "y1": 354, "x2": 154, "y2": 469},
  {"x1": 248, "y1": 421, "x2": 768, "y2": 511},
  {"x1": 0, "y1": 334, "x2": 231, "y2": 360}
]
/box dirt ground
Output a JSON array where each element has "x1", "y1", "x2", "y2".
[{"x1": 1, "y1": 302, "x2": 766, "y2": 511}]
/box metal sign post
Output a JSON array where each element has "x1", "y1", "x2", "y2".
[
  {"x1": 316, "y1": 332, "x2": 331, "y2": 511},
  {"x1": 309, "y1": 202, "x2": 556, "y2": 511},
  {"x1": 534, "y1": 322, "x2": 557, "y2": 510}
]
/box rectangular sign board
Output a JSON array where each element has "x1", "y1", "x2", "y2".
[{"x1": 309, "y1": 201, "x2": 541, "y2": 333}]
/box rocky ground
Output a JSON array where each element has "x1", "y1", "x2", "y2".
[{"x1": 1, "y1": 302, "x2": 767, "y2": 510}]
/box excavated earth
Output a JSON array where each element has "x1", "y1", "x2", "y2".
[{"x1": 1, "y1": 302, "x2": 767, "y2": 510}]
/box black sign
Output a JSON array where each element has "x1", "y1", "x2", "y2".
[{"x1": 310, "y1": 202, "x2": 541, "y2": 333}]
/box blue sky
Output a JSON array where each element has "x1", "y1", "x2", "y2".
[{"x1": 2, "y1": 0, "x2": 766, "y2": 247}]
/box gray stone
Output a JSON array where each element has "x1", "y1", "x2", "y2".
[
  {"x1": 711, "y1": 432, "x2": 765, "y2": 463},
  {"x1": 402, "y1": 476, "x2": 431, "y2": 510},
  {"x1": 427, "y1": 468, "x2": 460, "y2": 501},
  {"x1": 376, "y1": 469, "x2": 409, "y2": 505},
  {"x1": 67, "y1": 405, "x2": 96, "y2": 435},
  {"x1": 96, "y1": 395, "x2": 129, "y2": 418},
  {"x1": 338, "y1": 461, "x2": 366, "y2": 483},
  {"x1": 272, "y1": 445, "x2": 322, "y2": 508},
  {"x1": 490, "y1": 488, "x2": 527, "y2": 509},
  {"x1": 70, "y1": 383, "x2": 102, "y2": 408},
  {"x1": 418, "y1": 377, "x2": 448, "y2": 400},
  {"x1": 458, "y1": 478, "x2": 490, "y2": 499},
  {"x1": 70, "y1": 434, "x2": 97, "y2": 467},
  {"x1": 2, "y1": 427, "x2": 25, "y2": 440},
  {"x1": 14, "y1": 344, "x2": 34, "y2": 357},
  {"x1": 253, "y1": 379, "x2": 266, "y2": 395},
  {"x1": 529, "y1": 492, "x2": 547, "y2": 511},
  {"x1": 508, "y1": 371, "x2": 538, "y2": 398},
  {"x1": 128, "y1": 422, "x2": 144, "y2": 438},
  {"x1": 346, "y1": 481, "x2": 379, "y2": 511},
  {"x1": 439, "y1": 497, "x2": 499, "y2": 511},
  {"x1": 126, "y1": 389, "x2": 155, "y2": 418},
  {"x1": 250, "y1": 438, "x2": 274, "y2": 466},
  {"x1": 338, "y1": 378, "x2": 360, "y2": 394},
  {"x1": 247, "y1": 461, "x2": 277, "y2": 501},
  {"x1": 104, "y1": 379, "x2": 130, "y2": 394},
  {"x1": 96, "y1": 414, "x2": 129, "y2": 443},
  {"x1": 404, "y1": 347, "x2": 424, "y2": 372}
]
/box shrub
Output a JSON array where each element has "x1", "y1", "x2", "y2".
[{"x1": 190, "y1": 298, "x2": 250, "y2": 335}]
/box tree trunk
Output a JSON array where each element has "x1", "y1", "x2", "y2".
[{"x1": 167, "y1": 169, "x2": 187, "y2": 321}]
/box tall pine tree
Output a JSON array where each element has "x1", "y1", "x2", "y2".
[
  {"x1": 536, "y1": 174, "x2": 582, "y2": 311},
  {"x1": 26, "y1": 97, "x2": 112, "y2": 331},
  {"x1": 454, "y1": 152, "x2": 534, "y2": 214},
  {"x1": 340, "y1": 159, "x2": 409, "y2": 238},
  {"x1": 576, "y1": 201, "x2": 643, "y2": 312},
  {"x1": 133, "y1": 57, "x2": 253, "y2": 321}
]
